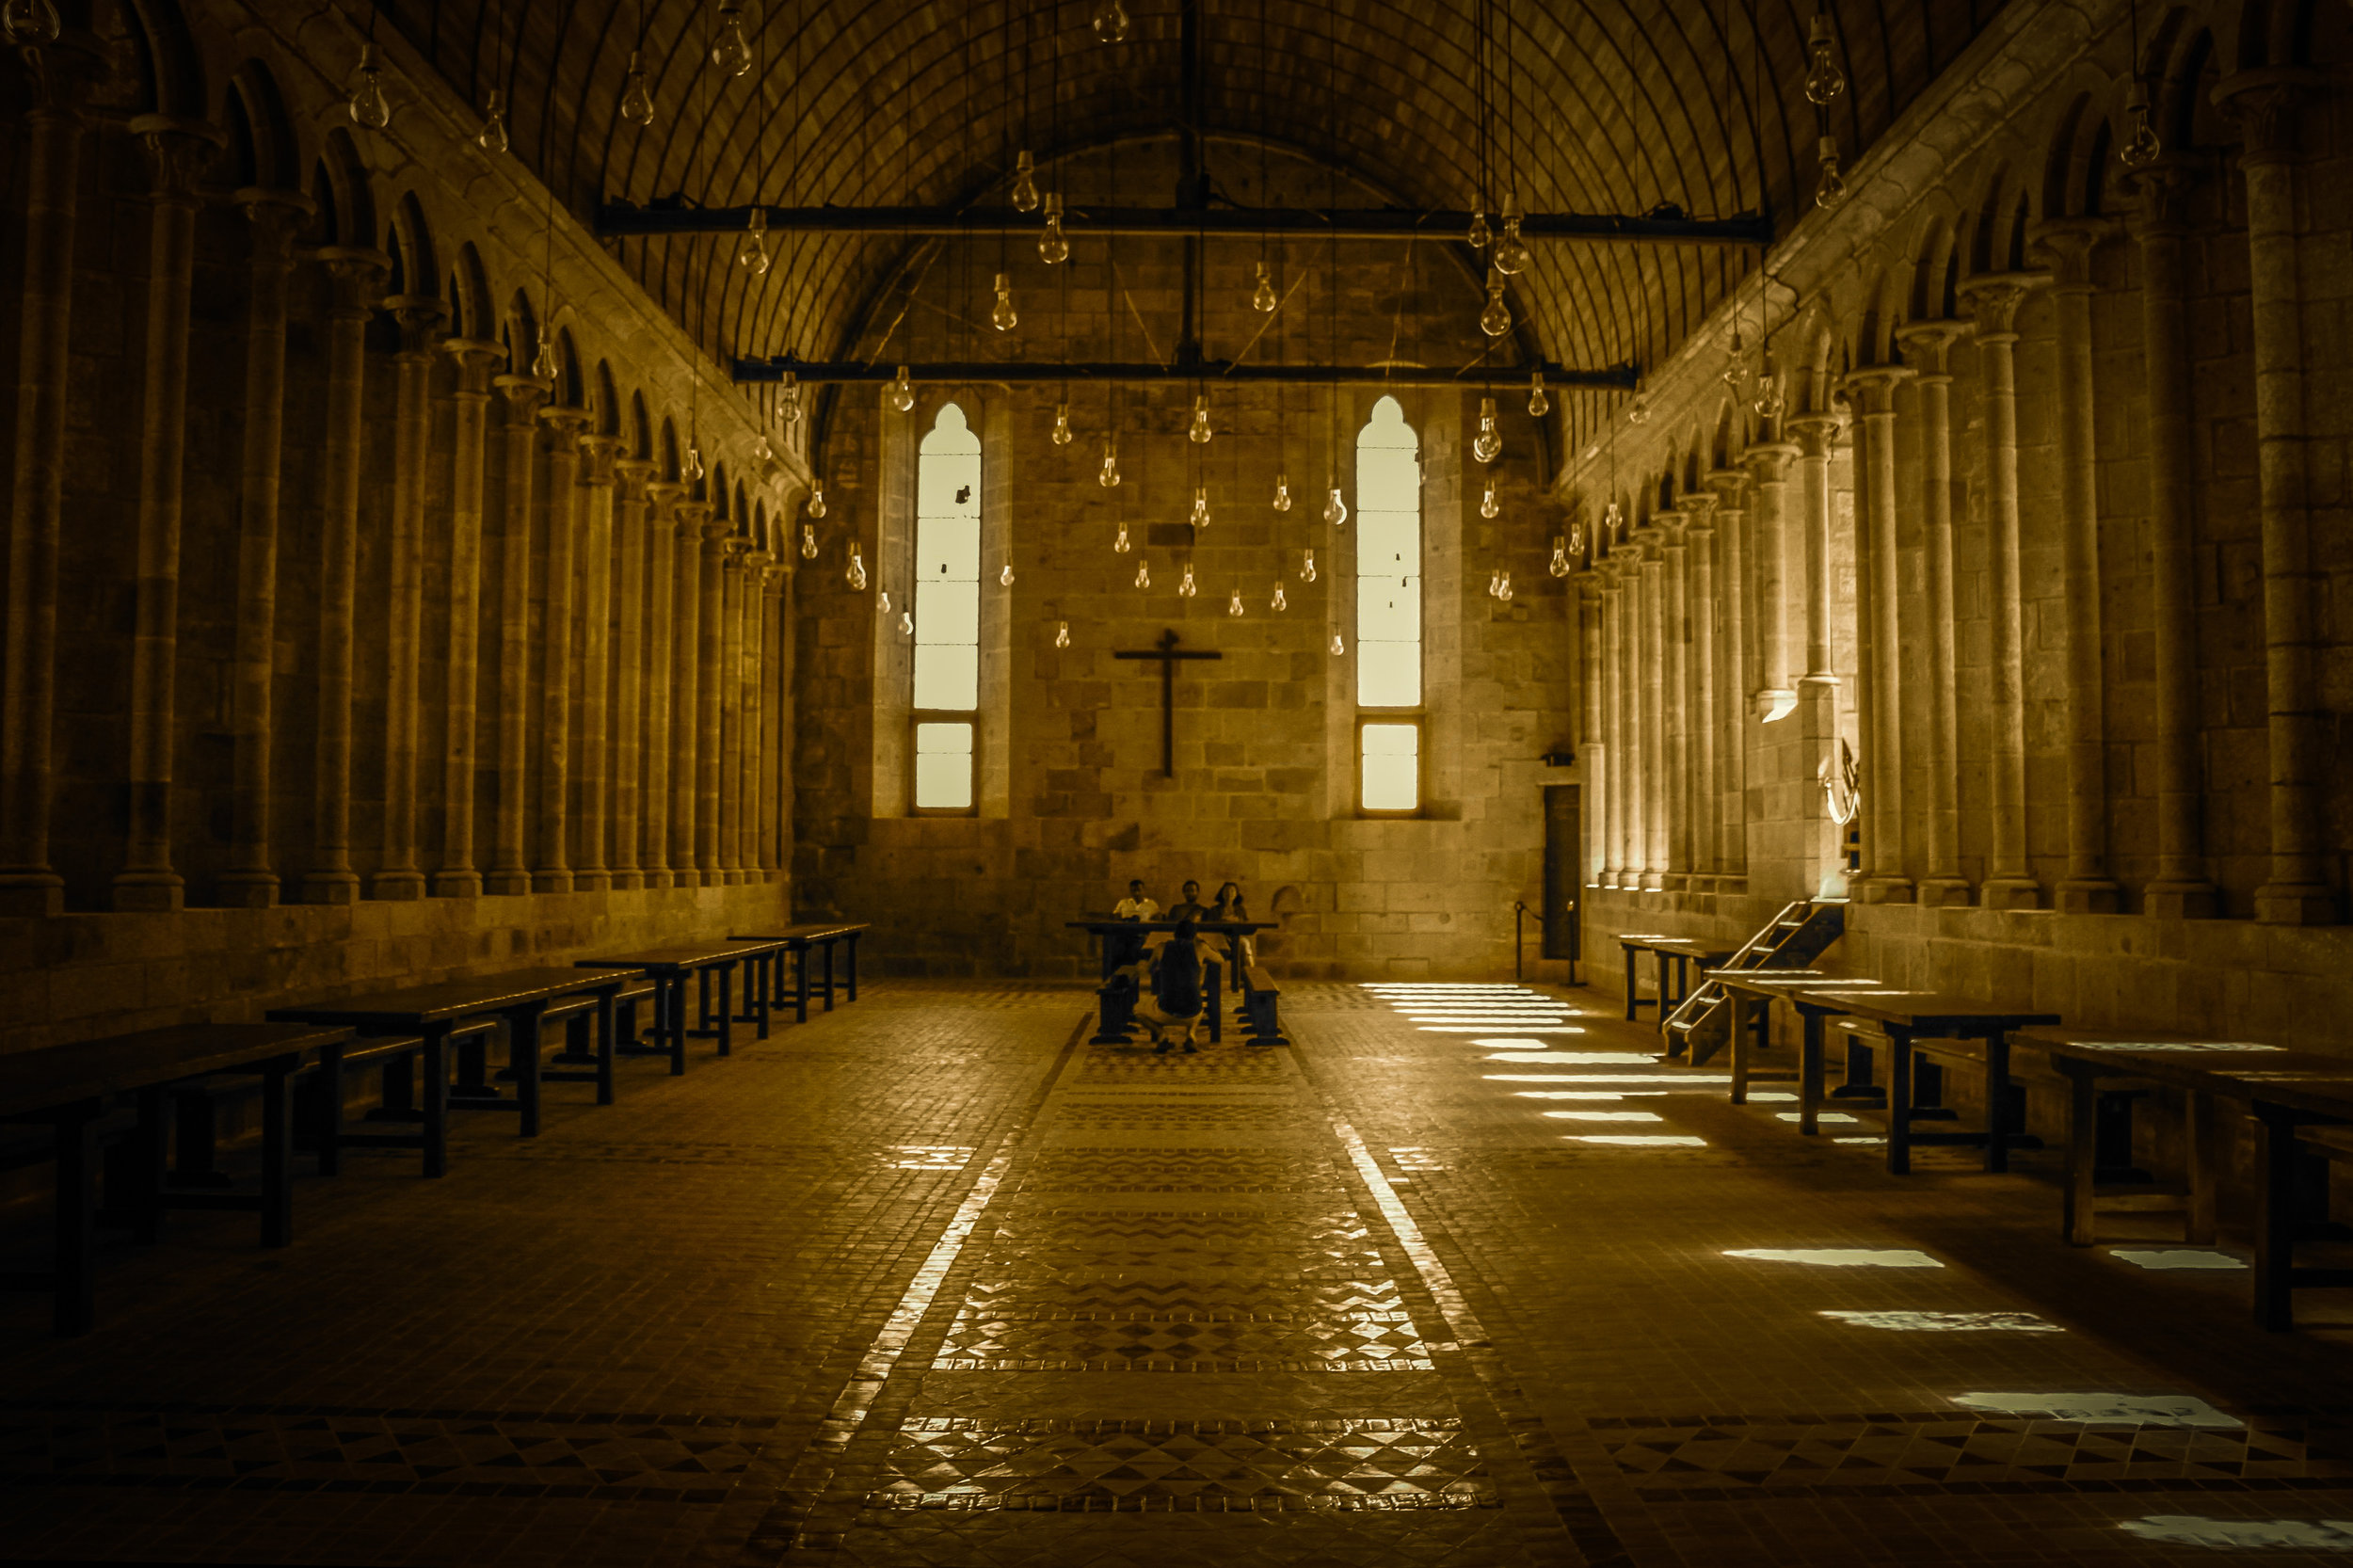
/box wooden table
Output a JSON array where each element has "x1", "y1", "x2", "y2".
[
  {"x1": 577, "y1": 947, "x2": 750, "y2": 1065},
  {"x1": 728, "y1": 922, "x2": 871, "y2": 1023},
  {"x1": 1705, "y1": 970, "x2": 1889, "y2": 1115},
  {"x1": 1798, "y1": 990, "x2": 2060, "y2": 1176},
  {"x1": 270, "y1": 968, "x2": 644, "y2": 1176},
  {"x1": 1067, "y1": 920, "x2": 1273, "y2": 984},
  {"x1": 1616, "y1": 935, "x2": 1731, "y2": 1032},
  {"x1": 714, "y1": 937, "x2": 792, "y2": 1037},
  {"x1": 0, "y1": 1021, "x2": 353, "y2": 1336},
  {"x1": 2205, "y1": 1057, "x2": 2353, "y2": 1331}
]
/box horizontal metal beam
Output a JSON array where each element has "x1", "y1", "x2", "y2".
[
  {"x1": 602, "y1": 199, "x2": 1772, "y2": 248},
  {"x1": 732, "y1": 357, "x2": 1637, "y2": 390}
]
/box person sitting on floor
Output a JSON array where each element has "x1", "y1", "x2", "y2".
[{"x1": 1146, "y1": 920, "x2": 1206, "y2": 1054}]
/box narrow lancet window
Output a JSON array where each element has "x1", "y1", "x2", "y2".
[
  {"x1": 1355, "y1": 396, "x2": 1422, "y2": 811},
  {"x1": 912, "y1": 403, "x2": 982, "y2": 810}
]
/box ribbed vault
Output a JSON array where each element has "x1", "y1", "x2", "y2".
[{"x1": 381, "y1": 0, "x2": 2006, "y2": 408}]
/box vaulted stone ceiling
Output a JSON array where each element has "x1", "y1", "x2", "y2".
[{"x1": 382, "y1": 0, "x2": 2006, "y2": 395}]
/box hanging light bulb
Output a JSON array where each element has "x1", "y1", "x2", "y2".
[
  {"x1": 1012, "y1": 150, "x2": 1042, "y2": 212},
  {"x1": 1467, "y1": 210, "x2": 1493, "y2": 249},
  {"x1": 712, "y1": 3, "x2": 755, "y2": 76},
  {"x1": 1271, "y1": 583, "x2": 1288, "y2": 612},
  {"x1": 348, "y1": 44, "x2": 392, "y2": 129},
  {"x1": 1330, "y1": 631, "x2": 1345, "y2": 656},
  {"x1": 888, "y1": 365, "x2": 916, "y2": 413},
  {"x1": 1252, "y1": 260, "x2": 1278, "y2": 313},
  {"x1": 807, "y1": 486, "x2": 828, "y2": 520},
  {"x1": 1054, "y1": 620, "x2": 1071, "y2": 648},
  {"x1": 753, "y1": 434, "x2": 774, "y2": 464},
  {"x1": 899, "y1": 607, "x2": 915, "y2": 635},
  {"x1": 1626, "y1": 391, "x2": 1651, "y2": 426},
  {"x1": 1753, "y1": 363, "x2": 1786, "y2": 421},
  {"x1": 1323, "y1": 487, "x2": 1347, "y2": 527},
  {"x1": 1497, "y1": 570, "x2": 1513, "y2": 603},
  {"x1": 2, "y1": 0, "x2": 63, "y2": 44},
  {"x1": 1191, "y1": 488, "x2": 1210, "y2": 528},
  {"x1": 1479, "y1": 270, "x2": 1513, "y2": 338},
  {"x1": 1091, "y1": 0, "x2": 1130, "y2": 43},
  {"x1": 875, "y1": 588, "x2": 889, "y2": 612},
  {"x1": 1528, "y1": 371, "x2": 1549, "y2": 418},
  {"x1": 1000, "y1": 561, "x2": 1015, "y2": 587},
  {"x1": 2120, "y1": 83, "x2": 2162, "y2": 169},
  {"x1": 681, "y1": 443, "x2": 704, "y2": 483},
  {"x1": 476, "y1": 89, "x2": 510, "y2": 153},
  {"x1": 846, "y1": 548, "x2": 867, "y2": 590},
  {"x1": 1135, "y1": 558, "x2": 1151, "y2": 588},
  {"x1": 1227, "y1": 587, "x2": 1245, "y2": 617},
  {"x1": 1549, "y1": 536, "x2": 1572, "y2": 577},
  {"x1": 1038, "y1": 193, "x2": 1070, "y2": 264},
  {"x1": 618, "y1": 49, "x2": 656, "y2": 126},
  {"x1": 991, "y1": 272, "x2": 1017, "y2": 332},
  {"x1": 1473, "y1": 395, "x2": 1502, "y2": 464},
  {"x1": 738, "y1": 209, "x2": 770, "y2": 275},
  {"x1": 1481, "y1": 475, "x2": 1500, "y2": 519},
  {"x1": 1188, "y1": 394, "x2": 1212, "y2": 444},
  {"x1": 1487, "y1": 568, "x2": 1501, "y2": 599},
  {"x1": 1300, "y1": 549, "x2": 1317, "y2": 584},
  {"x1": 1273, "y1": 475, "x2": 1292, "y2": 512},
  {"x1": 1178, "y1": 562, "x2": 1198, "y2": 598},
  {"x1": 1803, "y1": 12, "x2": 1847, "y2": 105},
  {"x1": 529, "y1": 333, "x2": 558, "y2": 384},
  {"x1": 779, "y1": 374, "x2": 803, "y2": 431},
  {"x1": 1098, "y1": 440, "x2": 1120, "y2": 488},
  {"x1": 1494, "y1": 194, "x2": 1529, "y2": 275},
  {"x1": 801, "y1": 522, "x2": 818, "y2": 560},
  {"x1": 1112, "y1": 520, "x2": 1132, "y2": 554},
  {"x1": 1051, "y1": 402, "x2": 1074, "y2": 446},
  {"x1": 1816, "y1": 135, "x2": 1848, "y2": 209},
  {"x1": 1722, "y1": 328, "x2": 1747, "y2": 392}
]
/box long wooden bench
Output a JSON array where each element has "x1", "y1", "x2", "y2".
[
  {"x1": 729, "y1": 923, "x2": 869, "y2": 1023},
  {"x1": 1, "y1": 1022, "x2": 354, "y2": 1336},
  {"x1": 1240, "y1": 965, "x2": 1288, "y2": 1047},
  {"x1": 1094, "y1": 956, "x2": 1225, "y2": 1047}
]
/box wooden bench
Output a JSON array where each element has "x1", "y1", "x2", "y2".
[
  {"x1": 1094, "y1": 956, "x2": 1225, "y2": 1046},
  {"x1": 1, "y1": 1021, "x2": 353, "y2": 1336},
  {"x1": 729, "y1": 923, "x2": 870, "y2": 1023},
  {"x1": 1705, "y1": 969, "x2": 1890, "y2": 1116},
  {"x1": 1239, "y1": 965, "x2": 1287, "y2": 1047},
  {"x1": 576, "y1": 947, "x2": 751, "y2": 1064}
]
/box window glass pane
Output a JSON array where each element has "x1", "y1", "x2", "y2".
[
  {"x1": 913, "y1": 644, "x2": 978, "y2": 711},
  {"x1": 1361, "y1": 722, "x2": 1418, "y2": 811},
  {"x1": 914, "y1": 580, "x2": 980, "y2": 646},
  {"x1": 915, "y1": 515, "x2": 980, "y2": 581},
  {"x1": 912, "y1": 401, "x2": 984, "y2": 725},
  {"x1": 1357, "y1": 641, "x2": 1421, "y2": 708},
  {"x1": 1354, "y1": 395, "x2": 1420, "y2": 716},
  {"x1": 1355, "y1": 576, "x2": 1420, "y2": 644},
  {"x1": 913, "y1": 721, "x2": 974, "y2": 809}
]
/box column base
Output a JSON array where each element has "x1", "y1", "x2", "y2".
[
  {"x1": 296, "y1": 872, "x2": 360, "y2": 905},
  {"x1": 1661, "y1": 873, "x2": 1689, "y2": 893},
  {"x1": 574, "y1": 871, "x2": 612, "y2": 892},
  {"x1": 432, "y1": 871, "x2": 484, "y2": 898},
  {"x1": 110, "y1": 873, "x2": 185, "y2": 913},
  {"x1": 0, "y1": 873, "x2": 66, "y2": 917},
  {"x1": 1914, "y1": 876, "x2": 1974, "y2": 908},
  {"x1": 2143, "y1": 880, "x2": 2219, "y2": 920},
  {"x1": 610, "y1": 872, "x2": 643, "y2": 890},
  {"x1": 2255, "y1": 883, "x2": 2339, "y2": 925},
  {"x1": 1687, "y1": 875, "x2": 1718, "y2": 897},
  {"x1": 215, "y1": 873, "x2": 280, "y2": 909},
  {"x1": 532, "y1": 871, "x2": 574, "y2": 894},
  {"x1": 1639, "y1": 872, "x2": 1665, "y2": 892},
  {"x1": 371, "y1": 872, "x2": 426, "y2": 902},
  {"x1": 2054, "y1": 878, "x2": 2122, "y2": 915},
  {"x1": 1855, "y1": 876, "x2": 1916, "y2": 905},
  {"x1": 1981, "y1": 877, "x2": 2042, "y2": 910},
  {"x1": 482, "y1": 872, "x2": 531, "y2": 895},
  {"x1": 1714, "y1": 873, "x2": 1748, "y2": 898}
]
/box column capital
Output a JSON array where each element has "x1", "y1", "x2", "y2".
[
  {"x1": 1784, "y1": 412, "x2": 1843, "y2": 456},
  {"x1": 1677, "y1": 492, "x2": 1719, "y2": 534},
  {"x1": 1741, "y1": 441, "x2": 1798, "y2": 482},
  {"x1": 577, "y1": 433, "x2": 626, "y2": 484},
  {"x1": 314, "y1": 247, "x2": 391, "y2": 318},
  {"x1": 1959, "y1": 272, "x2": 2051, "y2": 338},
  {"x1": 614, "y1": 456, "x2": 659, "y2": 499},
  {"x1": 2127, "y1": 158, "x2": 2201, "y2": 235},
  {"x1": 1573, "y1": 568, "x2": 1605, "y2": 601},
  {"x1": 537, "y1": 404, "x2": 593, "y2": 445},
  {"x1": 1894, "y1": 318, "x2": 1969, "y2": 376},
  {"x1": 440, "y1": 335, "x2": 505, "y2": 392},
  {"x1": 127, "y1": 113, "x2": 224, "y2": 204},
  {"x1": 2214, "y1": 67, "x2": 2327, "y2": 163},
  {"x1": 675, "y1": 500, "x2": 712, "y2": 539},
  {"x1": 231, "y1": 187, "x2": 312, "y2": 268},
  {"x1": 1704, "y1": 466, "x2": 1749, "y2": 504},
  {"x1": 1839, "y1": 363, "x2": 1913, "y2": 413},
  {"x1": 493, "y1": 372, "x2": 552, "y2": 422},
  {"x1": 385, "y1": 294, "x2": 447, "y2": 353},
  {"x1": 645, "y1": 480, "x2": 685, "y2": 516},
  {"x1": 2027, "y1": 217, "x2": 2122, "y2": 289}
]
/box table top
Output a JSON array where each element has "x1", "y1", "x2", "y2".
[
  {"x1": 270, "y1": 968, "x2": 643, "y2": 1028},
  {"x1": 2015, "y1": 1025, "x2": 2353, "y2": 1108},
  {"x1": 1707, "y1": 969, "x2": 1885, "y2": 997},
  {"x1": 2, "y1": 1021, "x2": 356, "y2": 1117},
  {"x1": 1795, "y1": 989, "x2": 2060, "y2": 1032},
  {"x1": 1067, "y1": 919, "x2": 1274, "y2": 933},
  {"x1": 577, "y1": 948, "x2": 748, "y2": 974},
  {"x1": 729, "y1": 923, "x2": 869, "y2": 943}
]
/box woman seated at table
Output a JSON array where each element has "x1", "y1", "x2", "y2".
[{"x1": 1211, "y1": 882, "x2": 1257, "y2": 968}]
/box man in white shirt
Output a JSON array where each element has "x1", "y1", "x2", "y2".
[{"x1": 1110, "y1": 880, "x2": 1160, "y2": 969}]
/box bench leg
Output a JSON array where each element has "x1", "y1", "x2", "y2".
[
  {"x1": 845, "y1": 935, "x2": 859, "y2": 1001},
  {"x1": 2185, "y1": 1089, "x2": 2218, "y2": 1245},
  {"x1": 1885, "y1": 1030, "x2": 1913, "y2": 1176},
  {"x1": 716, "y1": 966, "x2": 734, "y2": 1056},
  {"x1": 1207, "y1": 964, "x2": 1223, "y2": 1045},
  {"x1": 317, "y1": 1048, "x2": 345, "y2": 1177},
  {"x1": 261, "y1": 1058, "x2": 294, "y2": 1248},
  {"x1": 752, "y1": 955, "x2": 772, "y2": 1040},
  {"x1": 822, "y1": 941, "x2": 836, "y2": 1012},
  {"x1": 795, "y1": 947, "x2": 811, "y2": 1024},
  {"x1": 1623, "y1": 948, "x2": 1639, "y2": 1020},
  {"x1": 422, "y1": 1027, "x2": 450, "y2": 1178},
  {"x1": 596, "y1": 991, "x2": 616, "y2": 1105},
  {"x1": 666, "y1": 977, "x2": 687, "y2": 1074},
  {"x1": 1798, "y1": 1010, "x2": 1824, "y2": 1137},
  {"x1": 2254, "y1": 1105, "x2": 2299, "y2": 1331},
  {"x1": 2063, "y1": 1069, "x2": 2099, "y2": 1245},
  {"x1": 1984, "y1": 1032, "x2": 2014, "y2": 1174}
]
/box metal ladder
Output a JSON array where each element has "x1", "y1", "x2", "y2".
[{"x1": 1660, "y1": 901, "x2": 1848, "y2": 1067}]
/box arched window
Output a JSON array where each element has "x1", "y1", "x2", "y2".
[
  {"x1": 912, "y1": 403, "x2": 983, "y2": 811},
  {"x1": 1355, "y1": 396, "x2": 1422, "y2": 812}
]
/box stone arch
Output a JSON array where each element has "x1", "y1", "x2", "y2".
[
  {"x1": 1785, "y1": 301, "x2": 1841, "y2": 416},
  {"x1": 447, "y1": 242, "x2": 494, "y2": 341},
  {"x1": 631, "y1": 392, "x2": 653, "y2": 461},
  {"x1": 659, "y1": 418, "x2": 682, "y2": 483},
  {"x1": 224, "y1": 60, "x2": 300, "y2": 191},
  {"x1": 1851, "y1": 264, "x2": 1898, "y2": 366},
  {"x1": 120, "y1": 0, "x2": 205, "y2": 118},
  {"x1": 734, "y1": 480, "x2": 752, "y2": 538},
  {"x1": 2036, "y1": 73, "x2": 2122, "y2": 220},
  {"x1": 1902, "y1": 199, "x2": 1962, "y2": 321},
  {"x1": 553, "y1": 326, "x2": 584, "y2": 408},
  {"x1": 1961, "y1": 163, "x2": 2017, "y2": 276},
  {"x1": 311, "y1": 128, "x2": 376, "y2": 250},
  {"x1": 387, "y1": 191, "x2": 437, "y2": 299},
  {"x1": 592, "y1": 360, "x2": 621, "y2": 436},
  {"x1": 2157, "y1": 24, "x2": 2225, "y2": 152},
  {"x1": 711, "y1": 461, "x2": 730, "y2": 519},
  {"x1": 502, "y1": 287, "x2": 541, "y2": 379},
  {"x1": 1710, "y1": 398, "x2": 1740, "y2": 470},
  {"x1": 753, "y1": 499, "x2": 770, "y2": 554}
]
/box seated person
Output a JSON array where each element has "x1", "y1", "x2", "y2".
[
  {"x1": 1143, "y1": 920, "x2": 1206, "y2": 1054},
  {"x1": 1211, "y1": 881, "x2": 1257, "y2": 968},
  {"x1": 1165, "y1": 879, "x2": 1211, "y2": 924},
  {"x1": 1110, "y1": 879, "x2": 1159, "y2": 967}
]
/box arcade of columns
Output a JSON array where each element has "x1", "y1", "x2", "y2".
[{"x1": 1567, "y1": 6, "x2": 2345, "y2": 938}]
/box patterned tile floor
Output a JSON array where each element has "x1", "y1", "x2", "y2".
[{"x1": 6, "y1": 979, "x2": 2353, "y2": 1563}]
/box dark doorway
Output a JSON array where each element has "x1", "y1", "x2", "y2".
[{"x1": 1542, "y1": 784, "x2": 1581, "y2": 962}]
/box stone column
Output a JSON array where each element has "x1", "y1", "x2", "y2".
[
  {"x1": 0, "y1": 41, "x2": 98, "y2": 916},
  {"x1": 371, "y1": 295, "x2": 446, "y2": 903},
  {"x1": 1577, "y1": 570, "x2": 1606, "y2": 885},
  {"x1": 216, "y1": 189, "x2": 311, "y2": 909},
  {"x1": 1785, "y1": 413, "x2": 1845, "y2": 898},
  {"x1": 1598, "y1": 563, "x2": 1626, "y2": 888},
  {"x1": 1846, "y1": 366, "x2": 1915, "y2": 904},
  {"x1": 2217, "y1": 72, "x2": 2335, "y2": 924},
  {"x1": 717, "y1": 544, "x2": 745, "y2": 883},
  {"x1": 534, "y1": 408, "x2": 590, "y2": 893},
  {"x1": 669, "y1": 502, "x2": 708, "y2": 885},
  {"x1": 111, "y1": 118, "x2": 224, "y2": 910},
  {"x1": 1682, "y1": 494, "x2": 1721, "y2": 889},
  {"x1": 696, "y1": 522, "x2": 732, "y2": 887},
  {"x1": 1657, "y1": 512, "x2": 1689, "y2": 889},
  {"x1": 1741, "y1": 443, "x2": 1799, "y2": 719},
  {"x1": 1894, "y1": 321, "x2": 1972, "y2": 906},
  {"x1": 432, "y1": 339, "x2": 504, "y2": 898},
  {"x1": 735, "y1": 549, "x2": 770, "y2": 885},
  {"x1": 2030, "y1": 222, "x2": 2125, "y2": 914},
  {"x1": 573, "y1": 434, "x2": 622, "y2": 892},
  {"x1": 297, "y1": 248, "x2": 390, "y2": 905},
  {"x1": 1961, "y1": 277, "x2": 2046, "y2": 909},
  {"x1": 1637, "y1": 532, "x2": 1667, "y2": 891},
  {"x1": 610, "y1": 459, "x2": 656, "y2": 889},
  {"x1": 642, "y1": 485, "x2": 681, "y2": 887},
  {"x1": 2128, "y1": 165, "x2": 2219, "y2": 919},
  {"x1": 1705, "y1": 468, "x2": 1750, "y2": 888},
  {"x1": 760, "y1": 562, "x2": 789, "y2": 881},
  {"x1": 486, "y1": 374, "x2": 548, "y2": 896}
]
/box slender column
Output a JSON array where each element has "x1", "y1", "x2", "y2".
[
  {"x1": 216, "y1": 190, "x2": 311, "y2": 908},
  {"x1": 1657, "y1": 513, "x2": 1689, "y2": 889},
  {"x1": 1683, "y1": 494, "x2": 1720, "y2": 888},
  {"x1": 1742, "y1": 444, "x2": 1798, "y2": 719},
  {"x1": 2218, "y1": 72, "x2": 2335, "y2": 924},
  {"x1": 1895, "y1": 322, "x2": 1972, "y2": 905},
  {"x1": 642, "y1": 483, "x2": 682, "y2": 887},
  {"x1": 485, "y1": 374, "x2": 549, "y2": 895},
  {"x1": 1638, "y1": 535, "x2": 1667, "y2": 890},
  {"x1": 2129, "y1": 165, "x2": 2219, "y2": 919},
  {"x1": 371, "y1": 296, "x2": 447, "y2": 902},
  {"x1": 297, "y1": 248, "x2": 391, "y2": 904},
  {"x1": 1705, "y1": 468, "x2": 1750, "y2": 887},
  {"x1": 697, "y1": 524, "x2": 732, "y2": 886},
  {"x1": 717, "y1": 546, "x2": 745, "y2": 883},
  {"x1": 1847, "y1": 366, "x2": 1915, "y2": 904},
  {"x1": 574, "y1": 435, "x2": 622, "y2": 892},
  {"x1": 760, "y1": 562, "x2": 789, "y2": 881},
  {"x1": 1961, "y1": 278, "x2": 2046, "y2": 908},
  {"x1": 1599, "y1": 564, "x2": 1626, "y2": 887},
  {"x1": 669, "y1": 503, "x2": 708, "y2": 884},
  {"x1": 610, "y1": 460, "x2": 656, "y2": 889},
  {"x1": 1577, "y1": 570, "x2": 1606, "y2": 885},
  {"x1": 432, "y1": 339, "x2": 504, "y2": 897},
  {"x1": 1785, "y1": 413, "x2": 1844, "y2": 898},
  {"x1": 736, "y1": 549, "x2": 771, "y2": 885},
  {"x1": 534, "y1": 408, "x2": 590, "y2": 892},
  {"x1": 110, "y1": 119, "x2": 224, "y2": 910},
  {"x1": 0, "y1": 42, "x2": 98, "y2": 915}
]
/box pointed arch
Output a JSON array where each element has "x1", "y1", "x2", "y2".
[{"x1": 225, "y1": 60, "x2": 299, "y2": 191}]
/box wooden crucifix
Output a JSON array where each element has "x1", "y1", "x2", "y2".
[{"x1": 1113, "y1": 629, "x2": 1222, "y2": 777}]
